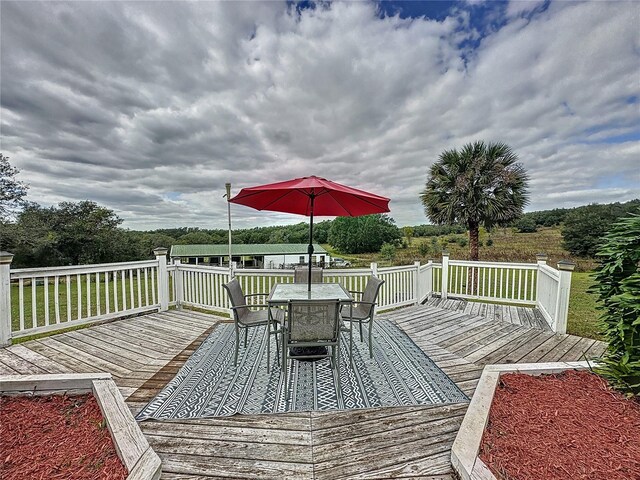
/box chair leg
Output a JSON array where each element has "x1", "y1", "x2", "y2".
[
  {"x1": 368, "y1": 321, "x2": 373, "y2": 359},
  {"x1": 359, "y1": 320, "x2": 363, "y2": 341},
  {"x1": 273, "y1": 321, "x2": 281, "y2": 367},
  {"x1": 283, "y1": 345, "x2": 288, "y2": 400},
  {"x1": 266, "y1": 324, "x2": 270, "y2": 373},
  {"x1": 349, "y1": 323, "x2": 353, "y2": 364},
  {"x1": 234, "y1": 327, "x2": 240, "y2": 366},
  {"x1": 334, "y1": 344, "x2": 342, "y2": 400},
  {"x1": 244, "y1": 328, "x2": 248, "y2": 348}
]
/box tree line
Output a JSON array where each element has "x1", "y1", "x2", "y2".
[
  {"x1": 1, "y1": 199, "x2": 403, "y2": 268},
  {"x1": 2, "y1": 152, "x2": 638, "y2": 268}
]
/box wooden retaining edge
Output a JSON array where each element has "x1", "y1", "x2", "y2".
[
  {"x1": 450, "y1": 361, "x2": 591, "y2": 480},
  {"x1": 0, "y1": 373, "x2": 161, "y2": 480}
]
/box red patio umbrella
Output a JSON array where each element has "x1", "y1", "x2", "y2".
[{"x1": 229, "y1": 176, "x2": 390, "y2": 290}]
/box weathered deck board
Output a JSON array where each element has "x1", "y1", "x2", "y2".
[
  {"x1": 2, "y1": 301, "x2": 606, "y2": 479},
  {"x1": 423, "y1": 296, "x2": 552, "y2": 331}
]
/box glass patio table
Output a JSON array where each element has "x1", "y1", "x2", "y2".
[{"x1": 267, "y1": 283, "x2": 353, "y2": 360}]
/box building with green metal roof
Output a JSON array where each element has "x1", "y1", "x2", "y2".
[{"x1": 170, "y1": 244, "x2": 330, "y2": 269}]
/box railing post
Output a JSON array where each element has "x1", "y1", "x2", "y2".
[
  {"x1": 441, "y1": 251, "x2": 449, "y2": 300},
  {"x1": 154, "y1": 248, "x2": 169, "y2": 312},
  {"x1": 173, "y1": 258, "x2": 183, "y2": 310},
  {"x1": 535, "y1": 253, "x2": 548, "y2": 307},
  {"x1": 0, "y1": 252, "x2": 14, "y2": 347},
  {"x1": 413, "y1": 261, "x2": 421, "y2": 305},
  {"x1": 370, "y1": 262, "x2": 378, "y2": 277},
  {"x1": 554, "y1": 260, "x2": 575, "y2": 334}
]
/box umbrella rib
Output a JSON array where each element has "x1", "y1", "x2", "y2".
[
  {"x1": 346, "y1": 192, "x2": 389, "y2": 212},
  {"x1": 258, "y1": 190, "x2": 297, "y2": 211},
  {"x1": 327, "y1": 190, "x2": 354, "y2": 216}
]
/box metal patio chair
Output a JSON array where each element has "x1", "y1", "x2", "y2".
[
  {"x1": 223, "y1": 278, "x2": 283, "y2": 371},
  {"x1": 293, "y1": 266, "x2": 324, "y2": 284},
  {"x1": 281, "y1": 299, "x2": 343, "y2": 398},
  {"x1": 341, "y1": 275, "x2": 384, "y2": 358}
]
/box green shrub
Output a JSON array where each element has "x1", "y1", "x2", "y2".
[
  {"x1": 417, "y1": 243, "x2": 430, "y2": 257},
  {"x1": 592, "y1": 214, "x2": 640, "y2": 396},
  {"x1": 430, "y1": 237, "x2": 441, "y2": 254},
  {"x1": 379, "y1": 243, "x2": 397, "y2": 262},
  {"x1": 328, "y1": 214, "x2": 401, "y2": 253},
  {"x1": 562, "y1": 201, "x2": 640, "y2": 257},
  {"x1": 514, "y1": 216, "x2": 538, "y2": 233},
  {"x1": 486, "y1": 238, "x2": 494, "y2": 247},
  {"x1": 455, "y1": 236, "x2": 468, "y2": 247}
]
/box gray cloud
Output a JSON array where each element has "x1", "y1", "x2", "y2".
[{"x1": 1, "y1": 1, "x2": 638, "y2": 230}]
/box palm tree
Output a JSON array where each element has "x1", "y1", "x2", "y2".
[{"x1": 420, "y1": 141, "x2": 529, "y2": 261}]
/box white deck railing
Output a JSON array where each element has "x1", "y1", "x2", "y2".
[
  {"x1": 0, "y1": 250, "x2": 574, "y2": 345},
  {"x1": 6, "y1": 259, "x2": 162, "y2": 340}
]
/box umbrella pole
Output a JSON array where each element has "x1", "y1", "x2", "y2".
[
  {"x1": 308, "y1": 194, "x2": 315, "y2": 292},
  {"x1": 225, "y1": 183, "x2": 232, "y2": 277}
]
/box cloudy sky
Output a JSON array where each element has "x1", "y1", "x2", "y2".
[{"x1": 1, "y1": 0, "x2": 638, "y2": 230}]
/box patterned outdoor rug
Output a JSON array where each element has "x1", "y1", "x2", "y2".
[{"x1": 136, "y1": 319, "x2": 467, "y2": 420}]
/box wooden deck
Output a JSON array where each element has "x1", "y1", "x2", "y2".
[{"x1": 0, "y1": 303, "x2": 606, "y2": 479}]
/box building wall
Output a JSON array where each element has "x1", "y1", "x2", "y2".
[
  {"x1": 264, "y1": 253, "x2": 330, "y2": 269},
  {"x1": 172, "y1": 253, "x2": 330, "y2": 269}
]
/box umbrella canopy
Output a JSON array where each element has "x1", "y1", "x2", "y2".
[{"x1": 229, "y1": 176, "x2": 390, "y2": 290}]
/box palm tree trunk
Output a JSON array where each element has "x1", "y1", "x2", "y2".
[
  {"x1": 469, "y1": 221, "x2": 479, "y2": 261},
  {"x1": 468, "y1": 221, "x2": 479, "y2": 295}
]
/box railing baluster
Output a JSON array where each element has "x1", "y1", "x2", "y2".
[
  {"x1": 144, "y1": 268, "x2": 149, "y2": 306},
  {"x1": 113, "y1": 271, "x2": 119, "y2": 312},
  {"x1": 54, "y1": 276, "x2": 60, "y2": 324},
  {"x1": 105, "y1": 272, "x2": 110, "y2": 314},
  {"x1": 19, "y1": 279, "x2": 24, "y2": 331},
  {"x1": 77, "y1": 273, "x2": 82, "y2": 320},
  {"x1": 31, "y1": 277, "x2": 37, "y2": 328},
  {"x1": 66, "y1": 275, "x2": 72, "y2": 321},
  {"x1": 86, "y1": 273, "x2": 91, "y2": 318},
  {"x1": 96, "y1": 273, "x2": 101, "y2": 316},
  {"x1": 121, "y1": 270, "x2": 127, "y2": 310},
  {"x1": 43, "y1": 276, "x2": 50, "y2": 326},
  {"x1": 137, "y1": 268, "x2": 142, "y2": 308}
]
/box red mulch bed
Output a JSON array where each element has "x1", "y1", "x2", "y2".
[
  {"x1": 0, "y1": 394, "x2": 127, "y2": 480},
  {"x1": 480, "y1": 370, "x2": 640, "y2": 480}
]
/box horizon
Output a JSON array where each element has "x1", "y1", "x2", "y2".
[
  {"x1": 2, "y1": 0, "x2": 639, "y2": 230},
  {"x1": 120, "y1": 198, "x2": 639, "y2": 233}
]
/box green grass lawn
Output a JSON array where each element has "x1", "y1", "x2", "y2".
[{"x1": 567, "y1": 272, "x2": 601, "y2": 340}]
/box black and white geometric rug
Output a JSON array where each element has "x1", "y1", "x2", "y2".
[{"x1": 136, "y1": 319, "x2": 467, "y2": 420}]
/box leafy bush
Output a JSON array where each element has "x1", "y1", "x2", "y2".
[
  {"x1": 592, "y1": 214, "x2": 640, "y2": 396},
  {"x1": 562, "y1": 201, "x2": 640, "y2": 257},
  {"x1": 417, "y1": 243, "x2": 430, "y2": 257},
  {"x1": 379, "y1": 243, "x2": 396, "y2": 262},
  {"x1": 455, "y1": 236, "x2": 468, "y2": 247},
  {"x1": 513, "y1": 216, "x2": 538, "y2": 233},
  {"x1": 486, "y1": 238, "x2": 494, "y2": 247},
  {"x1": 412, "y1": 224, "x2": 465, "y2": 237},
  {"x1": 430, "y1": 237, "x2": 441, "y2": 254},
  {"x1": 328, "y1": 214, "x2": 401, "y2": 254}
]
